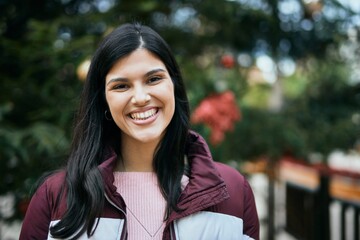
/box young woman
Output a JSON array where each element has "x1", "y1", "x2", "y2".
[{"x1": 20, "y1": 22, "x2": 259, "y2": 240}]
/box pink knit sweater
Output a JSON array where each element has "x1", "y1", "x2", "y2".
[{"x1": 113, "y1": 172, "x2": 166, "y2": 240}]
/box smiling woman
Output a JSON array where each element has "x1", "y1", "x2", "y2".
[
  {"x1": 105, "y1": 49, "x2": 175, "y2": 155},
  {"x1": 19, "y1": 22, "x2": 259, "y2": 240}
]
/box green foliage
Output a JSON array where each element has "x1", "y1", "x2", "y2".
[
  {"x1": 241, "y1": 83, "x2": 272, "y2": 108},
  {"x1": 283, "y1": 60, "x2": 360, "y2": 156},
  {"x1": 202, "y1": 59, "x2": 360, "y2": 162},
  {"x1": 0, "y1": 18, "x2": 87, "y2": 201},
  {"x1": 0, "y1": 117, "x2": 68, "y2": 195}
]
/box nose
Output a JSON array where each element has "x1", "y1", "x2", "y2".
[{"x1": 131, "y1": 85, "x2": 151, "y2": 105}]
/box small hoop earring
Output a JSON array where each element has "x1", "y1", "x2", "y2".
[{"x1": 105, "y1": 110, "x2": 112, "y2": 121}]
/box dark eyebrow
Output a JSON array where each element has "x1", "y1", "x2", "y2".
[
  {"x1": 144, "y1": 68, "x2": 167, "y2": 77},
  {"x1": 106, "y1": 68, "x2": 167, "y2": 86},
  {"x1": 106, "y1": 77, "x2": 128, "y2": 86}
]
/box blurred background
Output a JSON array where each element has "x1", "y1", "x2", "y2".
[{"x1": 0, "y1": 0, "x2": 359, "y2": 239}]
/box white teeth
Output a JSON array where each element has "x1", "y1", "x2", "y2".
[{"x1": 130, "y1": 109, "x2": 156, "y2": 120}]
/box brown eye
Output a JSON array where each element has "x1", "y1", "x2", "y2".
[
  {"x1": 113, "y1": 84, "x2": 129, "y2": 91},
  {"x1": 148, "y1": 76, "x2": 162, "y2": 84}
]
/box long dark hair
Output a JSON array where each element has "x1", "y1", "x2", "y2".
[{"x1": 50, "y1": 23, "x2": 190, "y2": 238}]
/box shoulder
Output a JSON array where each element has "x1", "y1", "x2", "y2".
[
  {"x1": 213, "y1": 162, "x2": 250, "y2": 205},
  {"x1": 213, "y1": 162, "x2": 259, "y2": 239},
  {"x1": 214, "y1": 162, "x2": 245, "y2": 183},
  {"x1": 31, "y1": 170, "x2": 67, "y2": 218},
  {"x1": 20, "y1": 171, "x2": 67, "y2": 239},
  {"x1": 28, "y1": 170, "x2": 64, "y2": 193},
  {"x1": 43, "y1": 170, "x2": 66, "y2": 189},
  {"x1": 212, "y1": 162, "x2": 254, "y2": 215},
  {"x1": 44, "y1": 171, "x2": 67, "y2": 204},
  {"x1": 34, "y1": 170, "x2": 66, "y2": 198}
]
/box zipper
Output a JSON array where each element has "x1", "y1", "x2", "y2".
[
  {"x1": 104, "y1": 193, "x2": 127, "y2": 240},
  {"x1": 170, "y1": 223, "x2": 173, "y2": 240},
  {"x1": 169, "y1": 222, "x2": 176, "y2": 240}
]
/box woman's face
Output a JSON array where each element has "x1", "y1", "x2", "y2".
[{"x1": 105, "y1": 48, "x2": 175, "y2": 146}]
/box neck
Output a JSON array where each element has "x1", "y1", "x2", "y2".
[{"x1": 117, "y1": 138, "x2": 159, "y2": 172}]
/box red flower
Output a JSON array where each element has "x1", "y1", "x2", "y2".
[
  {"x1": 191, "y1": 91, "x2": 241, "y2": 145},
  {"x1": 221, "y1": 54, "x2": 235, "y2": 69}
]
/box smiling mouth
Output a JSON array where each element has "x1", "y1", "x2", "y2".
[{"x1": 129, "y1": 108, "x2": 158, "y2": 120}]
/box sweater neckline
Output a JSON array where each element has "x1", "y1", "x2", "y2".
[{"x1": 113, "y1": 171, "x2": 165, "y2": 239}]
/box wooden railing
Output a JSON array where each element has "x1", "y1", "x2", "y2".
[{"x1": 279, "y1": 159, "x2": 360, "y2": 240}]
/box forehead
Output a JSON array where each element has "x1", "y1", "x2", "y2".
[{"x1": 106, "y1": 49, "x2": 167, "y2": 79}]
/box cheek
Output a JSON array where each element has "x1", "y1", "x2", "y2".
[
  {"x1": 105, "y1": 92, "x2": 111, "y2": 108},
  {"x1": 167, "y1": 94, "x2": 176, "y2": 120},
  {"x1": 163, "y1": 83, "x2": 175, "y2": 106},
  {"x1": 109, "y1": 107, "x2": 127, "y2": 131},
  {"x1": 106, "y1": 95, "x2": 126, "y2": 119}
]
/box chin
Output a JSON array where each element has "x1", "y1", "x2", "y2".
[{"x1": 134, "y1": 132, "x2": 163, "y2": 143}]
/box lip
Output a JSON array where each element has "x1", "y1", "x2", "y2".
[
  {"x1": 128, "y1": 106, "x2": 157, "y2": 114},
  {"x1": 127, "y1": 107, "x2": 159, "y2": 125}
]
